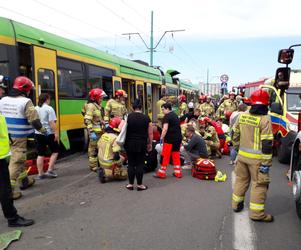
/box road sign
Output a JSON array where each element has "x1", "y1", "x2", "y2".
[{"x1": 220, "y1": 74, "x2": 229, "y2": 83}]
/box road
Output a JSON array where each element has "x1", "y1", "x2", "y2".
[{"x1": 0, "y1": 154, "x2": 300, "y2": 250}]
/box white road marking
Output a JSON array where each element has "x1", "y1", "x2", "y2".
[{"x1": 232, "y1": 171, "x2": 256, "y2": 250}]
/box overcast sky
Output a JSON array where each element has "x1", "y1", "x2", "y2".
[{"x1": 1, "y1": 0, "x2": 301, "y2": 87}]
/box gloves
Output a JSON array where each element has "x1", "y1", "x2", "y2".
[
  {"x1": 259, "y1": 165, "x2": 269, "y2": 174},
  {"x1": 159, "y1": 138, "x2": 163, "y2": 145},
  {"x1": 104, "y1": 122, "x2": 109, "y2": 129},
  {"x1": 90, "y1": 132, "x2": 97, "y2": 141}
]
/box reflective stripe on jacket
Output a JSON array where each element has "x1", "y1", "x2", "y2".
[{"x1": 0, "y1": 96, "x2": 35, "y2": 138}]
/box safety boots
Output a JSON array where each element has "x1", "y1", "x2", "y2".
[
  {"x1": 251, "y1": 214, "x2": 274, "y2": 223},
  {"x1": 97, "y1": 168, "x2": 106, "y2": 183},
  {"x1": 233, "y1": 201, "x2": 244, "y2": 213},
  {"x1": 19, "y1": 176, "x2": 35, "y2": 190}
]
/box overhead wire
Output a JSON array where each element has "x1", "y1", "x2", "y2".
[{"x1": 30, "y1": 0, "x2": 145, "y2": 55}]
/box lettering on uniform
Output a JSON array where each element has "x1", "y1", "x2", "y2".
[{"x1": 239, "y1": 114, "x2": 260, "y2": 127}]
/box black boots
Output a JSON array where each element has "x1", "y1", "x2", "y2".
[
  {"x1": 97, "y1": 168, "x2": 106, "y2": 183},
  {"x1": 19, "y1": 177, "x2": 35, "y2": 190},
  {"x1": 8, "y1": 215, "x2": 34, "y2": 227},
  {"x1": 233, "y1": 202, "x2": 244, "y2": 213}
]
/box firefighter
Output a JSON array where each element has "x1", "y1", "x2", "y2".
[
  {"x1": 195, "y1": 95, "x2": 206, "y2": 111},
  {"x1": 156, "y1": 95, "x2": 166, "y2": 128},
  {"x1": 232, "y1": 89, "x2": 274, "y2": 222},
  {"x1": 199, "y1": 117, "x2": 221, "y2": 158},
  {"x1": 200, "y1": 95, "x2": 215, "y2": 117},
  {"x1": 0, "y1": 76, "x2": 45, "y2": 200},
  {"x1": 97, "y1": 117, "x2": 127, "y2": 183},
  {"x1": 217, "y1": 92, "x2": 237, "y2": 123},
  {"x1": 104, "y1": 89, "x2": 127, "y2": 123},
  {"x1": 178, "y1": 94, "x2": 188, "y2": 117},
  {"x1": 82, "y1": 88, "x2": 107, "y2": 172},
  {"x1": 0, "y1": 75, "x2": 7, "y2": 99}
]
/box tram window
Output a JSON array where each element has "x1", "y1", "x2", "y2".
[
  {"x1": 87, "y1": 64, "x2": 114, "y2": 91},
  {"x1": 38, "y1": 69, "x2": 56, "y2": 107},
  {"x1": 58, "y1": 69, "x2": 86, "y2": 98},
  {"x1": 103, "y1": 79, "x2": 113, "y2": 99},
  {"x1": 114, "y1": 80, "x2": 121, "y2": 91},
  {"x1": 57, "y1": 58, "x2": 86, "y2": 98},
  {"x1": 137, "y1": 84, "x2": 144, "y2": 109},
  {"x1": 0, "y1": 62, "x2": 9, "y2": 76}
]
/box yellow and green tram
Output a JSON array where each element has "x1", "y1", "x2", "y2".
[{"x1": 0, "y1": 17, "x2": 198, "y2": 150}]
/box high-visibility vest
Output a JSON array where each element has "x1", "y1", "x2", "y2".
[
  {"x1": 0, "y1": 96, "x2": 34, "y2": 138},
  {"x1": 0, "y1": 114, "x2": 10, "y2": 159}
]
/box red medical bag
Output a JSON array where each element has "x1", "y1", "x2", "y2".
[{"x1": 192, "y1": 158, "x2": 216, "y2": 180}]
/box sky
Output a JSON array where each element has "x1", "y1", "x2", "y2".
[{"x1": 1, "y1": 0, "x2": 301, "y2": 88}]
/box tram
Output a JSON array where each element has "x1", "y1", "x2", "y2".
[{"x1": 0, "y1": 17, "x2": 198, "y2": 150}]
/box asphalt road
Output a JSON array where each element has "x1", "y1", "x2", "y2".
[{"x1": 0, "y1": 154, "x2": 300, "y2": 250}]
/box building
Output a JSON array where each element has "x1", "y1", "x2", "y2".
[{"x1": 199, "y1": 82, "x2": 221, "y2": 96}]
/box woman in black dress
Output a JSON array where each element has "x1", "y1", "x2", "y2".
[{"x1": 124, "y1": 99, "x2": 153, "y2": 191}]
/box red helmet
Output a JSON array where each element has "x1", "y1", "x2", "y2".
[
  {"x1": 89, "y1": 88, "x2": 106, "y2": 102},
  {"x1": 178, "y1": 94, "x2": 186, "y2": 102},
  {"x1": 199, "y1": 95, "x2": 207, "y2": 102},
  {"x1": 199, "y1": 118, "x2": 206, "y2": 126},
  {"x1": 250, "y1": 89, "x2": 269, "y2": 106},
  {"x1": 115, "y1": 89, "x2": 127, "y2": 98},
  {"x1": 224, "y1": 110, "x2": 233, "y2": 119},
  {"x1": 229, "y1": 91, "x2": 235, "y2": 97},
  {"x1": 243, "y1": 97, "x2": 252, "y2": 105},
  {"x1": 13, "y1": 76, "x2": 34, "y2": 94},
  {"x1": 109, "y1": 117, "x2": 122, "y2": 131}
]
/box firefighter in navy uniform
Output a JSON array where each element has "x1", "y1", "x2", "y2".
[
  {"x1": 82, "y1": 88, "x2": 107, "y2": 171},
  {"x1": 104, "y1": 89, "x2": 127, "y2": 123},
  {"x1": 0, "y1": 76, "x2": 45, "y2": 200},
  {"x1": 0, "y1": 114, "x2": 34, "y2": 227},
  {"x1": 232, "y1": 89, "x2": 274, "y2": 222}
]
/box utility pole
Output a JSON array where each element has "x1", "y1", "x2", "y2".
[
  {"x1": 150, "y1": 11, "x2": 154, "y2": 66},
  {"x1": 206, "y1": 68, "x2": 209, "y2": 95},
  {"x1": 122, "y1": 11, "x2": 185, "y2": 66}
]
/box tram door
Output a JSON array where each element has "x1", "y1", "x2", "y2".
[
  {"x1": 136, "y1": 81, "x2": 145, "y2": 114},
  {"x1": 145, "y1": 82, "x2": 152, "y2": 119},
  {"x1": 33, "y1": 46, "x2": 59, "y2": 130}
]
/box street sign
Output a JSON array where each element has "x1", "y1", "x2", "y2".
[{"x1": 220, "y1": 74, "x2": 229, "y2": 83}]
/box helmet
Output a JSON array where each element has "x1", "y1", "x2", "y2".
[
  {"x1": 250, "y1": 89, "x2": 269, "y2": 106},
  {"x1": 204, "y1": 117, "x2": 212, "y2": 123},
  {"x1": 109, "y1": 117, "x2": 122, "y2": 131},
  {"x1": 89, "y1": 88, "x2": 106, "y2": 102},
  {"x1": 188, "y1": 102, "x2": 194, "y2": 109},
  {"x1": 206, "y1": 95, "x2": 211, "y2": 100},
  {"x1": 229, "y1": 91, "x2": 235, "y2": 97},
  {"x1": 199, "y1": 118, "x2": 206, "y2": 126},
  {"x1": 199, "y1": 95, "x2": 207, "y2": 102},
  {"x1": 178, "y1": 94, "x2": 186, "y2": 102},
  {"x1": 243, "y1": 97, "x2": 252, "y2": 105},
  {"x1": 13, "y1": 76, "x2": 34, "y2": 94},
  {"x1": 235, "y1": 95, "x2": 242, "y2": 102},
  {"x1": 115, "y1": 89, "x2": 127, "y2": 98},
  {"x1": 224, "y1": 110, "x2": 233, "y2": 119}
]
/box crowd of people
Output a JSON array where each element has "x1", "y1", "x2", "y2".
[{"x1": 0, "y1": 74, "x2": 274, "y2": 227}]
